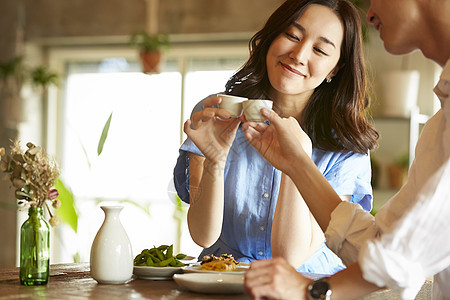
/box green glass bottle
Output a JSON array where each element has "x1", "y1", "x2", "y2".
[{"x1": 20, "y1": 206, "x2": 50, "y2": 285}]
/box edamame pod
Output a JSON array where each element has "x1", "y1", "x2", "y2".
[
  {"x1": 157, "y1": 245, "x2": 169, "y2": 251},
  {"x1": 133, "y1": 244, "x2": 189, "y2": 267},
  {"x1": 134, "y1": 253, "x2": 145, "y2": 264},
  {"x1": 146, "y1": 257, "x2": 155, "y2": 266},
  {"x1": 169, "y1": 259, "x2": 177, "y2": 267},
  {"x1": 175, "y1": 253, "x2": 187, "y2": 259},
  {"x1": 156, "y1": 257, "x2": 174, "y2": 267},
  {"x1": 149, "y1": 253, "x2": 161, "y2": 263},
  {"x1": 155, "y1": 248, "x2": 165, "y2": 261},
  {"x1": 166, "y1": 245, "x2": 173, "y2": 259},
  {"x1": 174, "y1": 260, "x2": 185, "y2": 267}
]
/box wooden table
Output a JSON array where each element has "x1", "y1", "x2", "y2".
[
  {"x1": 0, "y1": 263, "x2": 251, "y2": 299},
  {"x1": 0, "y1": 263, "x2": 433, "y2": 299}
]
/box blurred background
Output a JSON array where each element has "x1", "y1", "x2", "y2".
[{"x1": 0, "y1": 0, "x2": 441, "y2": 268}]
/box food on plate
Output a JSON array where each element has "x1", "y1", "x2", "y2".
[
  {"x1": 201, "y1": 253, "x2": 239, "y2": 272},
  {"x1": 134, "y1": 244, "x2": 187, "y2": 267}
]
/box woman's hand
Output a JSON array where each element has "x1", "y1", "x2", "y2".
[
  {"x1": 242, "y1": 108, "x2": 312, "y2": 176},
  {"x1": 184, "y1": 96, "x2": 241, "y2": 165},
  {"x1": 244, "y1": 257, "x2": 311, "y2": 300}
]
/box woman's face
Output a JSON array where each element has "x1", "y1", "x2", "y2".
[{"x1": 266, "y1": 4, "x2": 344, "y2": 98}]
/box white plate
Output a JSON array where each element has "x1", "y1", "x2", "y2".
[
  {"x1": 173, "y1": 273, "x2": 244, "y2": 294},
  {"x1": 133, "y1": 266, "x2": 183, "y2": 280},
  {"x1": 182, "y1": 263, "x2": 249, "y2": 275}
]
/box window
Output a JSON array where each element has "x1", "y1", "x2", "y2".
[{"x1": 49, "y1": 45, "x2": 247, "y2": 262}]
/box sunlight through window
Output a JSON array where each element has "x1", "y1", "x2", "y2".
[{"x1": 57, "y1": 55, "x2": 245, "y2": 262}]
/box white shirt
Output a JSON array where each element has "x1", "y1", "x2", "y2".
[{"x1": 325, "y1": 59, "x2": 450, "y2": 300}]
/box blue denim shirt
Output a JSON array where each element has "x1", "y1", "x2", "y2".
[{"x1": 173, "y1": 100, "x2": 373, "y2": 275}]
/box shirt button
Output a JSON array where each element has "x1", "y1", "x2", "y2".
[
  {"x1": 260, "y1": 226, "x2": 265, "y2": 231},
  {"x1": 263, "y1": 193, "x2": 269, "y2": 198},
  {"x1": 258, "y1": 251, "x2": 263, "y2": 256}
]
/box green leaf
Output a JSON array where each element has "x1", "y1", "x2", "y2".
[
  {"x1": 97, "y1": 113, "x2": 112, "y2": 156},
  {"x1": 30, "y1": 66, "x2": 60, "y2": 89},
  {"x1": 0, "y1": 56, "x2": 25, "y2": 82},
  {"x1": 73, "y1": 252, "x2": 81, "y2": 263},
  {"x1": 129, "y1": 31, "x2": 170, "y2": 52},
  {"x1": 55, "y1": 179, "x2": 78, "y2": 233},
  {"x1": 119, "y1": 199, "x2": 151, "y2": 216}
]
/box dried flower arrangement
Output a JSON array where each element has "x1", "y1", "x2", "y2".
[{"x1": 0, "y1": 141, "x2": 61, "y2": 226}]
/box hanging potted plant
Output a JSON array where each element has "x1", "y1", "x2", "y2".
[
  {"x1": 129, "y1": 31, "x2": 170, "y2": 74},
  {"x1": 30, "y1": 66, "x2": 60, "y2": 91},
  {"x1": 0, "y1": 56, "x2": 27, "y2": 125}
]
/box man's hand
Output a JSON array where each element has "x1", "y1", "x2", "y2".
[
  {"x1": 244, "y1": 257, "x2": 312, "y2": 299},
  {"x1": 242, "y1": 108, "x2": 312, "y2": 176}
]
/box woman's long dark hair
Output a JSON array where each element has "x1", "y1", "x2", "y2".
[{"x1": 225, "y1": 0, "x2": 379, "y2": 154}]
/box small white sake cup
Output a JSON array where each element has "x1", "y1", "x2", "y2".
[
  {"x1": 217, "y1": 94, "x2": 247, "y2": 117},
  {"x1": 243, "y1": 99, "x2": 273, "y2": 122}
]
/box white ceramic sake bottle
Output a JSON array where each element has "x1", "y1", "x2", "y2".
[{"x1": 90, "y1": 205, "x2": 133, "y2": 284}]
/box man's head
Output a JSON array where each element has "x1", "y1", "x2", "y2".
[
  {"x1": 367, "y1": 0, "x2": 450, "y2": 66},
  {"x1": 366, "y1": 0, "x2": 422, "y2": 55}
]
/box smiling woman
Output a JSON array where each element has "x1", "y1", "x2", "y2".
[
  {"x1": 266, "y1": 4, "x2": 344, "y2": 97},
  {"x1": 175, "y1": 0, "x2": 378, "y2": 278}
]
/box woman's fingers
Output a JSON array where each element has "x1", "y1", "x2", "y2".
[
  {"x1": 242, "y1": 120, "x2": 272, "y2": 149},
  {"x1": 204, "y1": 95, "x2": 221, "y2": 107},
  {"x1": 205, "y1": 95, "x2": 234, "y2": 117},
  {"x1": 183, "y1": 119, "x2": 194, "y2": 135},
  {"x1": 204, "y1": 107, "x2": 232, "y2": 120},
  {"x1": 261, "y1": 108, "x2": 283, "y2": 128},
  {"x1": 191, "y1": 108, "x2": 232, "y2": 129},
  {"x1": 242, "y1": 120, "x2": 268, "y2": 131},
  {"x1": 244, "y1": 126, "x2": 259, "y2": 143}
]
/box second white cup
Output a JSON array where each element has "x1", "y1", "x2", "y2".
[{"x1": 243, "y1": 99, "x2": 273, "y2": 122}]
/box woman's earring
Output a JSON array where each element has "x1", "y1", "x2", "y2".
[{"x1": 326, "y1": 76, "x2": 332, "y2": 83}]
